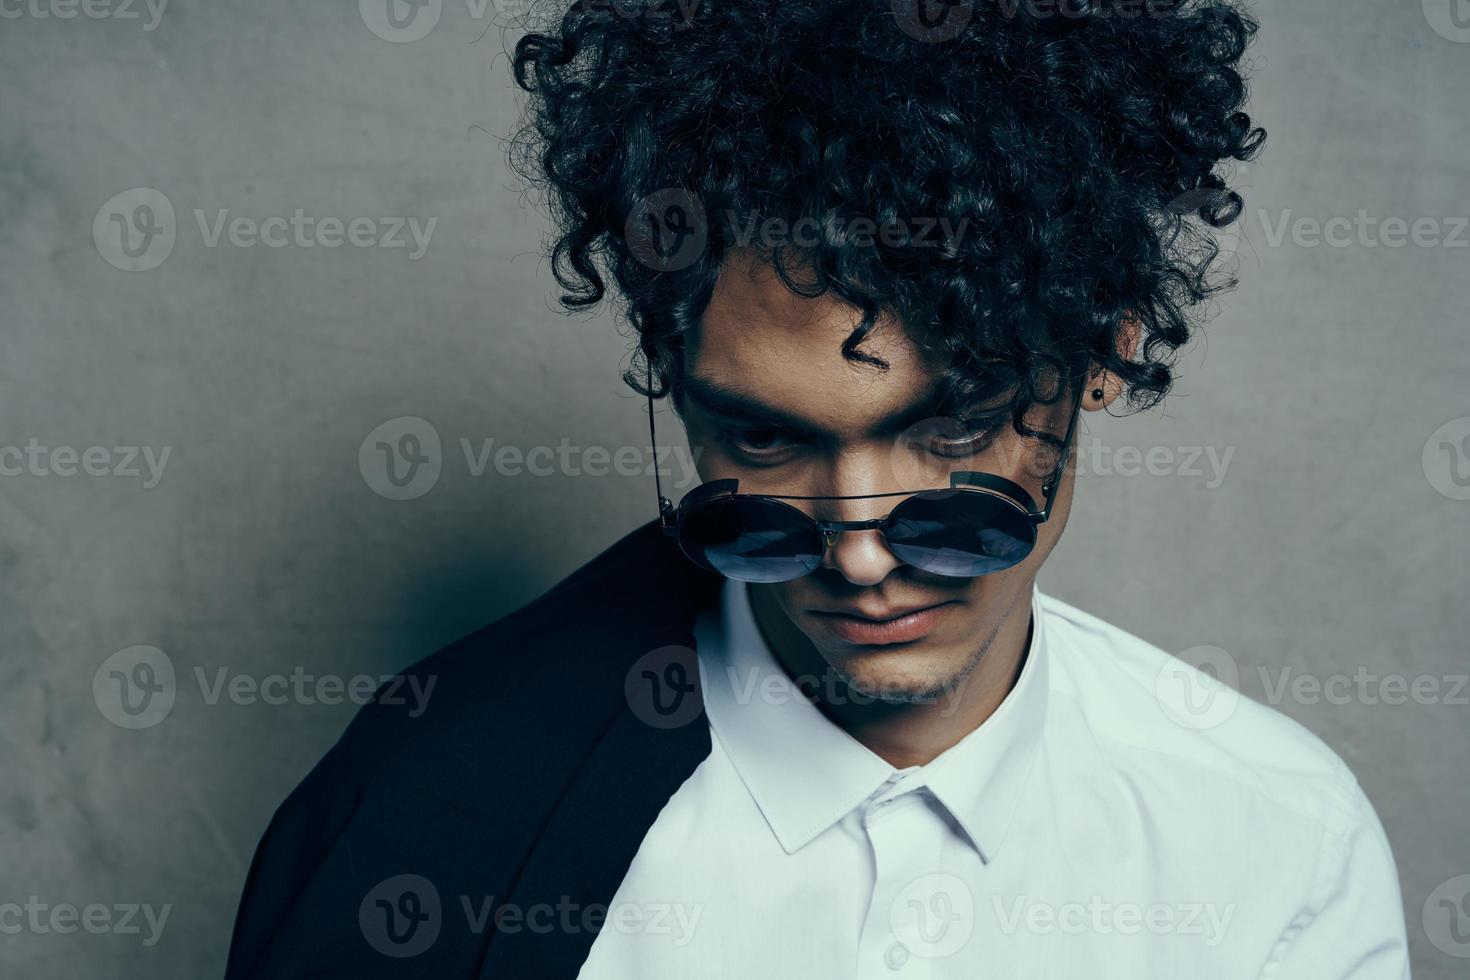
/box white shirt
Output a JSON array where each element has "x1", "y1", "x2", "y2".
[{"x1": 578, "y1": 579, "x2": 1411, "y2": 980}]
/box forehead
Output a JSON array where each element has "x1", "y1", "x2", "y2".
[{"x1": 684, "y1": 254, "x2": 943, "y2": 426}]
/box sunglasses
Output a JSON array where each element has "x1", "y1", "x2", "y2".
[{"x1": 646, "y1": 368, "x2": 1087, "y2": 583}]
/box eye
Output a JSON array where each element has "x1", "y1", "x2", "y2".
[
  {"x1": 912, "y1": 413, "x2": 1010, "y2": 459},
  {"x1": 721, "y1": 426, "x2": 799, "y2": 462}
]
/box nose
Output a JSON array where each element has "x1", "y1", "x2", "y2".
[
  {"x1": 812, "y1": 463, "x2": 905, "y2": 587},
  {"x1": 820, "y1": 524, "x2": 903, "y2": 586}
]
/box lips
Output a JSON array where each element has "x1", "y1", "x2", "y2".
[
  {"x1": 820, "y1": 605, "x2": 932, "y2": 622},
  {"x1": 808, "y1": 601, "x2": 956, "y2": 645}
]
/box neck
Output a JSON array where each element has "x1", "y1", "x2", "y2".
[{"x1": 747, "y1": 582, "x2": 1034, "y2": 769}]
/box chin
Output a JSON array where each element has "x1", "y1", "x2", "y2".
[{"x1": 824, "y1": 645, "x2": 973, "y2": 705}]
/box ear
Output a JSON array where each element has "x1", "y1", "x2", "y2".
[{"x1": 1084, "y1": 314, "x2": 1142, "y2": 411}]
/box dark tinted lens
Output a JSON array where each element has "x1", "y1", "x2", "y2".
[
  {"x1": 678, "y1": 496, "x2": 824, "y2": 583},
  {"x1": 885, "y1": 490, "x2": 1036, "y2": 577}
]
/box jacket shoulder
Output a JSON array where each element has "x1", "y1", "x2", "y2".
[
  {"x1": 334, "y1": 520, "x2": 710, "y2": 778},
  {"x1": 226, "y1": 520, "x2": 721, "y2": 977}
]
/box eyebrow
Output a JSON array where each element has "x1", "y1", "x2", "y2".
[{"x1": 678, "y1": 374, "x2": 963, "y2": 439}]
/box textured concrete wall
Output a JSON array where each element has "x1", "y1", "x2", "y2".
[{"x1": 0, "y1": 1, "x2": 1465, "y2": 976}]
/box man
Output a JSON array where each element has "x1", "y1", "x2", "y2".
[{"x1": 226, "y1": 0, "x2": 1411, "y2": 976}]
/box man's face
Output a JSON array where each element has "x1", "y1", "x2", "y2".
[{"x1": 678, "y1": 255, "x2": 1080, "y2": 704}]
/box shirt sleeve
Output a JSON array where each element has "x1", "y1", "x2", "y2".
[{"x1": 1262, "y1": 762, "x2": 1412, "y2": 979}]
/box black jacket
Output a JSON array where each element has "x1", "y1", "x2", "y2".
[{"x1": 223, "y1": 519, "x2": 725, "y2": 979}]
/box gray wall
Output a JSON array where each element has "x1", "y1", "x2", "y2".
[{"x1": 0, "y1": 1, "x2": 1465, "y2": 976}]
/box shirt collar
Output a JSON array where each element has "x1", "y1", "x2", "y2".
[{"x1": 695, "y1": 577, "x2": 1050, "y2": 861}]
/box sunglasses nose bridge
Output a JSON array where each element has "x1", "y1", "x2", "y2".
[
  {"x1": 811, "y1": 515, "x2": 906, "y2": 585},
  {"x1": 814, "y1": 517, "x2": 890, "y2": 550}
]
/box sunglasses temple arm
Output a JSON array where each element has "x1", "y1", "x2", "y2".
[
  {"x1": 1037, "y1": 378, "x2": 1087, "y2": 523},
  {"x1": 647, "y1": 360, "x2": 677, "y2": 528}
]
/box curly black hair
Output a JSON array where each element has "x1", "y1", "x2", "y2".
[{"x1": 509, "y1": 0, "x2": 1265, "y2": 440}]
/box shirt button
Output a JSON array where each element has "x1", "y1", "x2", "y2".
[{"x1": 884, "y1": 941, "x2": 910, "y2": 970}]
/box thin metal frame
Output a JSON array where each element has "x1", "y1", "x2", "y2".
[{"x1": 646, "y1": 360, "x2": 1088, "y2": 550}]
